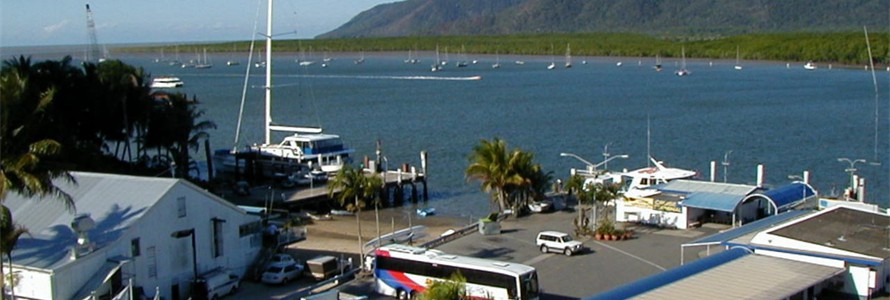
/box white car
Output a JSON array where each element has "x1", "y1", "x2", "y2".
[
  {"x1": 536, "y1": 231, "x2": 583, "y2": 256},
  {"x1": 261, "y1": 262, "x2": 304, "y2": 284},
  {"x1": 528, "y1": 200, "x2": 554, "y2": 213},
  {"x1": 267, "y1": 253, "x2": 297, "y2": 267}
]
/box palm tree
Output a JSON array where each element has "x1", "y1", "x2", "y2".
[
  {"x1": 466, "y1": 138, "x2": 524, "y2": 213},
  {"x1": 364, "y1": 174, "x2": 385, "y2": 249},
  {"x1": 1, "y1": 56, "x2": 75, "y2": 298},
  {"x1": 592, "y1": 183, "x2": 621, "y2": 225},
  {"x1": 0, "y1": 206, "x2": 28, "y2": 299},
  {"x1": 328, "y1": 165, "x2": 381, "y2": 265}
]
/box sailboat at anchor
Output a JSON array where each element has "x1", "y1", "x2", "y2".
[{"x1": 214, "y1": 0, "x2": 353, "y2": 178}]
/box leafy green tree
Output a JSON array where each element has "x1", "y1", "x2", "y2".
[{"x1": 417, "y1": 271, "x2": 469, "y2": 300}]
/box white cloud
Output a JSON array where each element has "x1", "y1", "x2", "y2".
[{"x1": 43, "y1": 20, "x2": 69, "y2": 33}]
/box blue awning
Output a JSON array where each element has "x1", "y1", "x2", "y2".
[
  {"x1": 679, "y1": 192, "x2": 744, "y2": 212},
  {"x1": 586, "y1": 247, "x2": 752, "y2": 300},
  {"x1": 745, "y1": 183, "x2": 815, "y2": 211}
]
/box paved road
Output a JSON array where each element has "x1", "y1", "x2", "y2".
[{"x1": 235, "y1": 207, "x2": 723, "y2": 300}]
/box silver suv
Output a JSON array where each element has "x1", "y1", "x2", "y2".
[{"x1": 536, "y1": 231, "x2": 583, "y2": 256}]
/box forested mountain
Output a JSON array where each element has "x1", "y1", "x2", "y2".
[{"x1": 318, "y1": 0, "x2": 888, "y2": 39}]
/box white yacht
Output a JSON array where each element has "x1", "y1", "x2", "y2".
[
  {"x1": 150, "y1": 76, "x2": 183, "y2": 88},
  {"x1": 620, "y1": 157, "x2": 697, "y2": 198}
]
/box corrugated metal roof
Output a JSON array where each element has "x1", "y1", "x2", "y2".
[
  {"x1": 679, "y1": 192, "x2": 745, "y2": 212},
  {"x1": 587, "y1": 248, "x2": 752, "y2": 300},
  {"x1": 7, "y1": 172, "x2": 178, "y2": 270},
  {"x1": 685, "y1": 209, "x2": 812, "y2": 246},
  {"x1": 752, "y1": 182, "x2": 815, "y2": 210},
  {"x1": 632, "y1": 253, "x2": 844, "y2": 299},
  {"x1": 659, "y1": 180, "x2": 759, "y2": 196}
]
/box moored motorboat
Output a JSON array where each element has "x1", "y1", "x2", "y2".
[{"x1": 150, "y1": 76, "x2": 183, "y2": 88}]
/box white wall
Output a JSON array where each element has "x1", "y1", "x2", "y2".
[
  {"x1": 616, "y1": 200, "x2": 686, "y2": 229},
  {"x1": 10, "y1": 268, "x2": 52, "y2": 299},
  {"x1": 136, "y1": 182, "x2": 262, "y2": 300},
  {"x1": 11, "y1": 180, "x2": 262, "y2": 300}
]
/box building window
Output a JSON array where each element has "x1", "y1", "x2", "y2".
[
  {"x1": 177, "y1": 197, "x2": 186, "y2": 218},
  {"x1": 147, "y1": 246, "x2": 157, "y2": 278},
  {"x1": 131, "y1": 238, "x2": 140, "y2": 257},
  {"x1": 212, "y1": 218, "x2": 225, "y2": 258}
]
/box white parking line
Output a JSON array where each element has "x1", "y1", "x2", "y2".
[
  {"x1": 523, "y1": 254, "x2": 552, "y2": 265},
  {"x1": 593, "y1": 240, "x2": 666, "y2": 271}
]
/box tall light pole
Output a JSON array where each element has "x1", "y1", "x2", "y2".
[
  {"x1": 171, "y1": 229, "x2": 198, "y2": 280},
  {"x1": 602, "y1": 143, "x2": 612, "y2": 170},
  {"x1": 837, "y1": 157, "x2": 867, "y2": 191},
  {"x1": 561, "y1": 152, "x2": 628, "y2": 174},
  {"x1": 722, "y1": 150, "x2": 732, "y2": 183}
]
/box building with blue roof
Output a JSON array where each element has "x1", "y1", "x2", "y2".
[
  {"x1": 6, "y1": 172, "x2": 264, "y2": 300},
  {"x1": 615, "y1": 179, "x2": 814, "y2": 229}
]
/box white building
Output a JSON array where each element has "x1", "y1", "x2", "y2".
[
  {"x1": 4, "y1": 172, "x2": 263, "y2": 300},
  {"x1": 598, "y1": 205, "x2": 890, "y2": 299},
  {"x1": 615, "y1": 179, "x2": 814, "y2": 229},
  {"x1": 726, "y1": 205, "x2": 890, "y2": 298}
]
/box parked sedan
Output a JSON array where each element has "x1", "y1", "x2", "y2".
[
  {"x1": 261, "y1": 262, "x2": 304, "y2": 284},
  {"x1": 267, "y1": 253, "x2": 297, "y2": 267},
  {"x1": 528, "y1": 200, "x2": 554, "y2": 213}
]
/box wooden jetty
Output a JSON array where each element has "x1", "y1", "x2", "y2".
[
  {"x1": 222, "y1": 151, "x2": 429, "y2": 210},
  {"x1": 281, "y1": 168, "x2": 428, "y2": 204}
]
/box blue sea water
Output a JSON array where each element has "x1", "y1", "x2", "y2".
[{"x1": 6, "y1": 47, "x2": 890, "y2": 219}]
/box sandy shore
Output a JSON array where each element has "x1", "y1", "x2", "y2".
[{"x1": 289, "y1": 207, "x2": 475, "y2": 254}]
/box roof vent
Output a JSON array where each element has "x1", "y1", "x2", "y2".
[
  {"x1": 492, "y1": 262, "x2": 509, "y2": 267},
  {"x1": 70, "y1": 214, "x2": 96, "y2": 259}
]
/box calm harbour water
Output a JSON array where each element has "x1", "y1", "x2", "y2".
[{"x1": 7, "y1": 46, "x2": 890, "y2": 219}]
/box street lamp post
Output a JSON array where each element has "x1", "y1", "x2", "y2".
[
  {"x1": 560, "y1": 152, "x2": 629, "y2": 174},
  {"x1": 602, "y1": 143, "x2": 612, "y2": 171},
  {"x1": 837, "y1": 157, "x2": 867, "y2": 193},
  {"x1": 722, "y1": 150, "x2": 732, "y2": 183},
  {"x1": 170, "y1": 229, "x2": 198, "y2": 280}
]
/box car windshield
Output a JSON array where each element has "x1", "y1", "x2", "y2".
[
  {"x1": 562, "y1": 235, "x2": 573, "y2": 242},
  {"x1": 266, "y1": 266, "x2": 283, "y2": 273},
  {"x1": 272, "y1": 256, "x2": 289, "y2": 262}
]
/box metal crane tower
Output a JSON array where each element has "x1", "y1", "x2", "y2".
[{"x1": 84, "y1": 4, "x2": 102, "y2": 63}]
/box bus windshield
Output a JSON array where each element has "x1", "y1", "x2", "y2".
[{"x1": 522, "y1": 271, "x2": 540, "y2": 300}]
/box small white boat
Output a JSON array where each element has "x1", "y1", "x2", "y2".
[
  {"x1": 150, "y1": 76, "x2": 184, "y2": 88},
  {"x1": 804, "y1": 61, "x2": 817, "y2": 70},
  {"x1": 416, "y1": 207, "x2": 436, "y2": 217},
  {"x1": 675, "y1": 46, "x2": 690, "y2": 76}
]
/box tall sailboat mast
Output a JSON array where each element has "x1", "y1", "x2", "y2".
[{"x1": 264, "y1": 0, "x2": 273, "y2": 145}]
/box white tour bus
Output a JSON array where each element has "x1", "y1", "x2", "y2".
[{"x1": 374, "y1": 244, "x2": 540, "y2": 300}]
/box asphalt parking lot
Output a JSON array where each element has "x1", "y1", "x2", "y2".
[
  {"x1": 238, "y1": 206, "x2": 723, "y2": 300},
  {"x1": 338, "y1": 208, "x2": 721, "y2": 300}
]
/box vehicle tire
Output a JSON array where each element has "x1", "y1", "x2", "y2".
[
  {"x1": 564, "y1": 248, "x2": 573, "y2": 256},
  {"x1": 540, "y1": 245, "x2": 548, "y2": 253},
  {"x1": 397, "y1": 289, "x2": 409, "y2": 300}
]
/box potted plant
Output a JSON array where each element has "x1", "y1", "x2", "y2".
[{"x1": 595, "y1": 221, "x2": 614, "y2": 240}]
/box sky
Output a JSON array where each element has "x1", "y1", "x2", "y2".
[{"x1": 1, "y1": 0, "x2": 398, "y2": 47}]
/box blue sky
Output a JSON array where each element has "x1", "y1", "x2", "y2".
[{"x1": 1, "y1": 0, "x2": 397, "y2": 47}]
